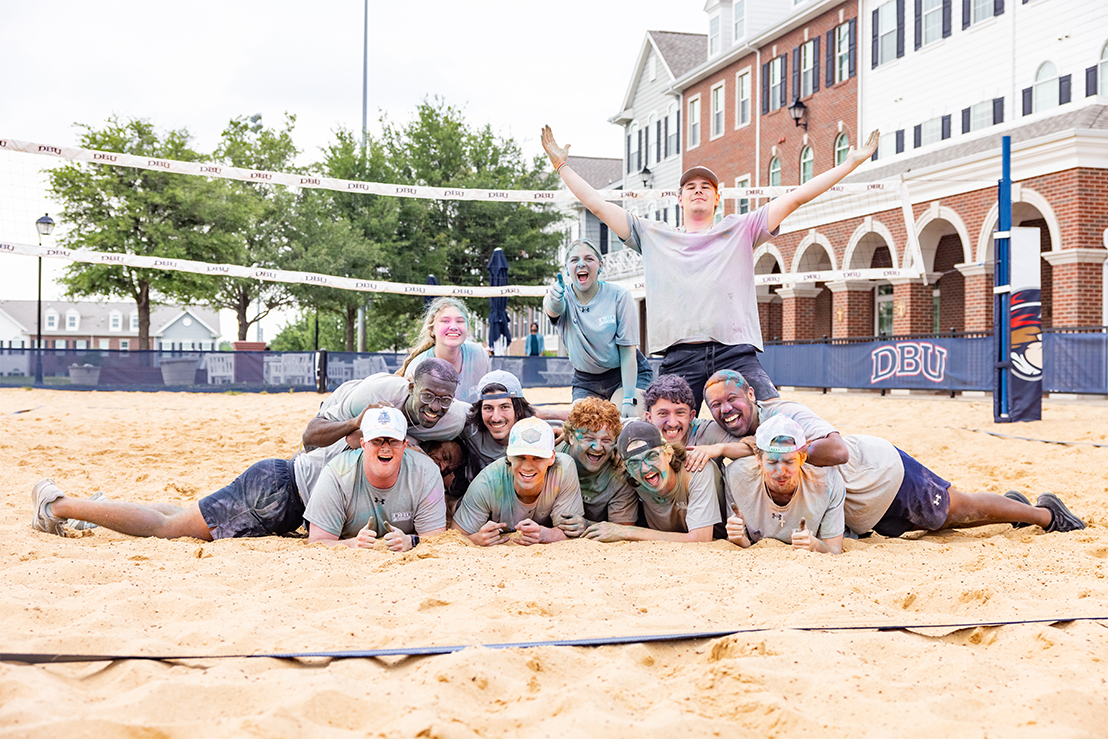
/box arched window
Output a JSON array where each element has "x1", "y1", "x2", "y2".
[
  {"x1": 834, "y1": 133, "x2": 850, "y2": 166},
  {"x1": 799, "y1": 146, "x2": 814, "y2": 183},
  {"x1": 769, "y1": 157, "x2": 781, "y2": 187},
  {"x1": 1100, "y1": 42, "x2": 1108, "y2": 97},
  {"x1": 1033, "y1": 62, "x2": 1058, "y2": 112}
]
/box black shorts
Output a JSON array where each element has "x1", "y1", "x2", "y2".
[
  {"x1": 872, "y1": 449, "x2": 951, "y2": 537},
  {"x1": 571, "y1": 350, "x2": 654, "y2": 401},
  {"x1": 197, "y1": 458, "x2": 305, "y2": 539},
  {"x1": 659, "y1": 341, "x2": 779, "y2": 411}
]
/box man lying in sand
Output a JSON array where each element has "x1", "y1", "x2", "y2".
[
  {"x1": 302, "y1": 358, "x2": 469, "y2": 451},
  {"x1": 463, "y1": 370, "x2": 542, "y2": 469},
  {"x1": 724, "y1": 415, "x2": 846, "y2": 554},
  {"x1": 582, "y1": 420, "x2": 725, "y2": 543},
  {"x1": 642, "y1": 375, "x2": 751, "y2": 472},
  {"x1": 552, "y1": 398, "x2": 638, "y2": 538},
  {"x1": 304, "y1": 406, "x2": 446, "y2": 551},
  {"x1": 706, "y1": 370, "x2": 1086, "y2": 536},
  {"x1": 452, "y1": 418, "x2": 583, "y2": 546}
]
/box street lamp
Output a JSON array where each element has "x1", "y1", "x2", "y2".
[
  {"x1": 639, "y1": 166, "x2": 653, "y2": 189},
  {"x1": 34, "y1": 214, "x2": 55, "y2": 386},
  {"x1": 788, "y1": 98, "x2": 809, "y2": 131}
]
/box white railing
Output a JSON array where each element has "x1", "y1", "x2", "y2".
[{"x1": 602, "y1": 249, "x2": 644, "y2": 280}]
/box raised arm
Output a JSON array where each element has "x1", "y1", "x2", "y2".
[
  {"x1": 767, "y1": 130, "x2": 880, "y2": 232},
  {"x1": 543, "y1": 126, "x2": 631, "y2": 241}
]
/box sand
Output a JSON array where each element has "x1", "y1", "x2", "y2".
[{"x1": 1, "y1": 386, "x2": 1107, "y2": 738}]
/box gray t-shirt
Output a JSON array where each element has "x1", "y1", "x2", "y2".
[
  {"x1": 554, "y1": 441, "x2": 639, "y2": 524},
  {"x1": 303, "y1": 448, "x2": 446, "y2": 539},
  {"x1": 319, "y1": 372, "x2": 469, "y2": 443},
  {"x1": 637, "y1": 463, "x2": 724, "y2": 535},
  {"x1": 465, "y1": 424, "x2": 509, "y2": 469},
  {"x1": 453, "y1": 453, "x2": 584, "y2": 534},
  {"x1": 725, "y1": 458, "x2": 846, "y2": 544},
  {"x1": 551, "y1": 281, "x2": 639, "y2": 375},
  {"x1": 406, "y1": 342, "x2": 490, "y2": 404},
  {"x1": 841, "y1": 434, "x2": 904, "y2": 535},
  {"x1": 686, "y1": 418, "x2": 741, "y2": 447},
  {"x1": 756, "y1": 398, "x2": 838, "y2": 442},
  {"x1": 624, "y1": 206, "x2": 775, "y2": 355}
]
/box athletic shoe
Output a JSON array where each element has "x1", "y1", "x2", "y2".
[
  {"x1": 70, "y1": 491, "x2": 104, "y2": 531},
  {"x1": 1036, "y1": 493, "x2": 1086, "y2": 533},
  {"x1": 1004, "y1": 490, "x2": 1032, "y2": 528},
  {"x1": 31, "y1": 479, "x2": 68, "y2": 536}
]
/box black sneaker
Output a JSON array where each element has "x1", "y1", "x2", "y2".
[
  {"x1": 1004, "y1": 490, "x2": 1032, "y2": 528},
  {"x1": 1036, "y1": 493, "x2": 1086, "y2": 533}
]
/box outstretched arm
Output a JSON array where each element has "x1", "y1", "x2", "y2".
[
  {"x1": 543, "y1": 126, "x2": 631, "y2": 241},
  {"x1": 767, "y1": 130, "x2": 880, "y2": 232}
]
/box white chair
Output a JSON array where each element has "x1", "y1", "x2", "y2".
[
  {"x1": 204, "y1": 353, "x2": 235, "y2": 384},
  {"x1": 353, "y1": 356, "x2": 388, "y2": 379},
  {"x1": 279, "y1": 353, "x2": 316, "y2": 386}
]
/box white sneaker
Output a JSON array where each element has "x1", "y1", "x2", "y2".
[{"x1": 31, "y1": 479, "x2": 68, "y2": 536}]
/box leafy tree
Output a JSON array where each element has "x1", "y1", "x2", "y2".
[
  {"x1": 269, "y1": 310, "x2": 346, "y2": 352},
  {"x1": 47, "y1": 117, "x2": 237, "y2": 349},
  {"x1": 204, "y1": 113, "x2": 301, "y2": 342}
]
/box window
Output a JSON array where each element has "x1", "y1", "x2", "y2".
[
  {"x1": 799, "y1": 146, "x2": 814, "y2": 183},
  {"x1": 971, "y1": 0, "x2": 994, "y2": 25},
  {"x1": 769, "y1": 57, "x2": 784, "y2": 111},
  {"x1": 109, "y1": 312, "x2": 121, "y2": 331},
  {"x1": 922, "y1": 0, "x2": 943, "y2": 45},
  {"x1": 970, "y1": 100, "x2": 993, "y2": 130},
  {"x1": 834, "y1": 133, "x2": 850, "y2": 165},
  {"x1": 629, "y1": 123, "x2": 640, "y2": 171},
  {"x1": 711, "y1": 83, "x2": 725, "y2": 138},
  {"x1": 834, "y1": 22, "x2": 852, "y2": 83},
  {"x1": 876, "y1": 285, "x2": 894, "y2": 334},
  {"x1": 876, "y1": 0, "x2": 898, "y2": 66},
  {"x1": 736, "y1": 176, "x2": 752, "y2": 214},
  {"x1": 120, "y1": 339, "x2": 130, "y2": 351},
  {"x1": 734, "y1": 0, "x2": 745, "y2": 41},
  {"x1": 709, "y1": 15, "x2": 721, "y2": 57},
  {"x1": 769, "y1": 157, "x2": 781, "y2": 187},
  {"x1": 46, "y1": 313, "x2": 57, "y2": 330},
  {"x1": 130, "y1": 314, "x2": 139, "y2": 331},
  {"x1": 75, "y1": 340, "x2": 87, "y2": 350},
  {"x1": 648, "y1": 56, "x2": 657, "y2": 82},
  {"x1": 920, "y1": 117, "x2": 942, "y2": 146},
  {"x1": 688, "y1": 97, "x2": 701, "y2": 148},
  {"x1": 666, "y1": 103, "x2": 679, "y2": 157},
  {"x1": 98, "y1": 339, "x2": 111, "y2": 350},
  {"x1": 54, "y1": 339, "x2": 67, "y2": 349},
  {"x1": 645, "y1": 115, "x2": 654, "y2": 165},
  {"x1": 736, "y1": 70, "x2": 751, "y2": 126},
  {"x1": 66, "y1": 312, "x2": 78, "y2": 330},
  {"x1": 800, "y1": 40, "x2": 816, "y2": 97},
  {"x1": 1034, "y1": 62, "x2": 1059, "y2": 112},
  {"x1": 1101, "y1": 42, "x2": 1108, "y2": 96}
]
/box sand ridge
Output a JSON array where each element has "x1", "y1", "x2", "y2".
[{"x1": 1, "y1": 387, "x2": 1106, "y2": 737}]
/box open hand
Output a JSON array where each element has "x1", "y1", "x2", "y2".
[
  {"x1": 847, "y1": 130, "x2": 880, "y2": 167},
  {"x1": 541, "y1": 125, "x2": 571, "y2": 169}
]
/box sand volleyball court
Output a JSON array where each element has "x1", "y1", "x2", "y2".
[{"x1": 2, "y1": 387, "x2": 1106, "y2": 737}]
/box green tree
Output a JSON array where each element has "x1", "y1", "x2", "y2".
[
  {"x1": 205, "y1": 113, "x2": 300, "y2": 342},
  {"x1": 47, "y1": 117, "x2": 237, "y2": 349},
  {"x1": 269, "y1": 310, "x2": 346, "y2": 352}
]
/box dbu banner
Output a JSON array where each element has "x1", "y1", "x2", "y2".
[{"x1": 870, "y1": 342, "x2": 948, "y2": 383}]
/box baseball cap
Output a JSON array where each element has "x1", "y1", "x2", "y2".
[
  {"x1": 754, "y1": 415, "x2": 808, "y2": 454},
  {"x1": 617, "y1": 420, "x2": 665, "y2": 459},
  {"x1": 679, "y1": 166, "x2": 720, "y2": 190},
  {"x1": 505, "y1": 417, "x2": 555, "y2": 459},
  {"x1": 360, "y1": 406, "x2": 407, "y2": 442},
  {"x1": 477, "y1": 369, "x2": 523, "y2": 400}
]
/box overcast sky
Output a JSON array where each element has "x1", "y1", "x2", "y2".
[{"x1": 0, "y1": 0, "x2": 705, "y2": 340}]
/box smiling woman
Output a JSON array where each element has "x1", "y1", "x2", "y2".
[{"x1": 399, "y1": 297, "x2": 490, "y2": 404}]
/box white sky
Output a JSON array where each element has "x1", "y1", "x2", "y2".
[{"x1": 0, "y1": 0, "x2": 704, "y2": 342}]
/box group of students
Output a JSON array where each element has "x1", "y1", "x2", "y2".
[{"x1": 30, "y1": 124, "x2": 1087, "y2": 550}]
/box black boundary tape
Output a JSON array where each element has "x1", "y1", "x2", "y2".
[{"x1": 4, "y1": 616, "x2": 1106, "y2": 665}]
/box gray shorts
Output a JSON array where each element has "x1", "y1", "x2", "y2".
[{"x1": 197, "y1": 458, "x2": 304, "y2": 539}]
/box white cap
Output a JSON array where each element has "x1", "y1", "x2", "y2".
[
  {"x1": 360, "y1": 406, "x2": 407, "y2": 441},
  {"x1": 506, "y1": 417, "x2": 555, "y2": 459},
  {"x1": 754, "y1": 414, "x2": 807, "y2": 454}
]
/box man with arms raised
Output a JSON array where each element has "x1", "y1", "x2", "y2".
[
  {"x1": 304, "y1": 406, "x2": 446, "y2": 551},
  {"x1": 553, "y1": 397, "x2": 638, "y2": 537},
  {"x1": 724, "y1": 415, "x2": 845, "y2": 554},
  {"x1": 542, "y1": 125, "x2": 879, "y2": 412},
  {"x1": 452, "y1": 418, "x2": 583, "y2": 547},
  {"x1": 583, "y1": 420, "x2": 724, "y2": 543},
  {"x1": 704, "y1": 370, "x2": 1085, "y2": 537}
]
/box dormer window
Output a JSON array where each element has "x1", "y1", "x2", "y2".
[
  {"x1": 65, "y1": 310, "x2": 80, "y2": 332},
  {"x1": 109, "y1": 311, "x2": 122, "y2": 332},
  {"x1": 45, "y1": 310, "x2": 58, "y2": 331},
  {"x1": 130, "y1": 313, "x2": 139, "y2": 331},
  {"x1": 709, "y1": 14, "x2": 721, "y2": 56}
]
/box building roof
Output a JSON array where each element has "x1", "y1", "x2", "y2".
[
  {"x1": 648, "y1": 30, "x2": 707, "y2": 80},
  {"x1": 565, "y1": 156, "x2": 623, "y2": 190},
  {"x1": 845, "y1": 105, "x2": 1108, "y2": 183},
  {"x1": 0, "y1": 300, "x2": 221, "y2": 338}
]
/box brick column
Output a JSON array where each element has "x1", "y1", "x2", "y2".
[
  {"x1": 1042, "y1": 248, "x2": 1107, "y2": 326},
  {"x1": 956, "y1": 262, "x2": 994, "y2": 332},
  {"x1": 826, "y1": 280, "x2": 874, "y2": 338},
  {"x1": 778, "y1": 286, "x2": 822, "y2": 341},
  {"x1": 891, "y1": 278, "x2": 934, "y2": 335},
  {"x1": 756, "y1": 292, "x2": 783, "y2": 341}
]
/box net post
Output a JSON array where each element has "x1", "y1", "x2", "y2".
[
  {"x1": 993, "y1": 136, "x2": 1012, "y2": 422},
  {"x1": 899, "y1": 175, "x2": 926, "y2": 284}
]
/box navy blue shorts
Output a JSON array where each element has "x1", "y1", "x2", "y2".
[
  {"x1": 197, "y1": 458, "x2": 305, "y2": 539},
  {"x1": 659, "y1": 342, "x2": 779, "y2": 412},
  {"x1": 872, "y1": 449, "x2": 951, "y2": 537},
  {"x1": 571, "y1": 349, "x2": 654, "y2": 402}
]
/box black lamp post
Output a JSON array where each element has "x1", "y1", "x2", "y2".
[
  {"x1": 788, "y1": 98, "x2": 809, "y2": 131},
  {"x1": 34, "y1": 214, "x2": 55, "y2": 386},
  {"x1": 639, "y1": 166, "x2": 653, "y2": 190}
]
